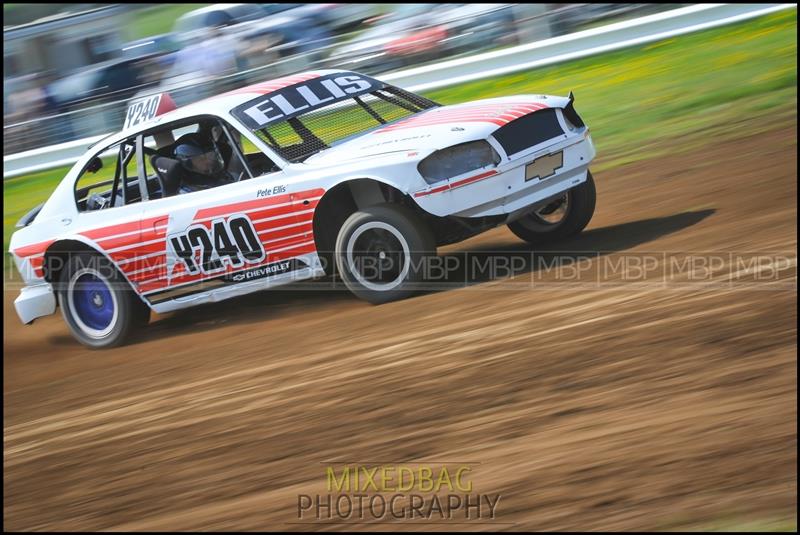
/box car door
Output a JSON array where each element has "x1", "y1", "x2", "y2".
[
  {"x1": 72, "y1": 138, "x2": 154, "y2": 287},
  {"x1": 132, "y1": 117, "x2": 317, "y2": 305}
]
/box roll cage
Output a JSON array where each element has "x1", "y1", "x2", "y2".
[{"x1": 74, "y1": 115, "x2": 259, "y2": 211}]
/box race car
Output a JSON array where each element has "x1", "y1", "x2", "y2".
[{"x1": 9, "y1": 69, "x2": 597, "y2": 348}]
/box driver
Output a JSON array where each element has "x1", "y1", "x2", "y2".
[{"x1": 172, "y1": 132, "x2": 235, "y2": 194}]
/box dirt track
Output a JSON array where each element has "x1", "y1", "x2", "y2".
[{"x1": 3, "y1": 119, "x2": 797, "y2": 531}]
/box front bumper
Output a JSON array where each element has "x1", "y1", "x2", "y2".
[
  {"x1": 414, "y1": 132, "x2": 596, "y2": 218},
  {"x1": 14, "y1": 283, "x2": 57, "y2": 324}
]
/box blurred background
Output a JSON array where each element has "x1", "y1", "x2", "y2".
[{"x1": 2, "y1": 3, "x2": 680, "y2": 155}]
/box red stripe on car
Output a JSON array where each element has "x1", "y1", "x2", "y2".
[
  {"x1": 378, "y1": 103, "x2": 548, "y2": 133},
  {"x1": 80, "y1": 217, "x2": 164, "y2": 240},
  {"x1": 95, "y1": 228, "x2": 168, "y2": 251},
  {"x1": 255, "y1": 220, "x2": 314, "y2": 239},
  {"x1": 120, "y1": 253, "x2": 167, "y2": 273},
  {"x1": 193, "y1": 188, "x2": 324, "y2": 221},
  {"x1": 12, "y1": 239, "x2": 54, "y2": 259},
  {"x1": 414, "y1": 170, "x2": 499, "y2": 198}
]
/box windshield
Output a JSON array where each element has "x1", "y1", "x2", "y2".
[{"x1": 232, "y1": 72, "x2": 439, "y2": 163}]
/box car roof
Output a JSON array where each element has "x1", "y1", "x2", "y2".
[{"x1": 107, "y1": 69, "x2": 352, "y2": 143}]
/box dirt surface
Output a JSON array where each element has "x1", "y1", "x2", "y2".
[{"x1": 3, "y1": 119, "x2": 797, "y2": 531}]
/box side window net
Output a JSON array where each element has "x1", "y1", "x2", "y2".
[{"x1": 254, "y1": 86, "x2": 439, "y2": 163}]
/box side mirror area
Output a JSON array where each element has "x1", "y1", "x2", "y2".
[{"x1": 86, "y1": 156, "x2": 103, "y2": 174}]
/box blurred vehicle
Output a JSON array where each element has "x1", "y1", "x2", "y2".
[
  {"x1": 10, "y1": 69, "x2": 597, "y2": 348},
  {"x1": 328, "y1": 4, "x2": 518, "y2": 74},
  {"x1": 173, "y1": 3, "x2": 265, "y2": 35},
  {"x1": 151, "y1": 3, "x2": 339, "y2": 106},
  {"x1": 441, "y1": 3, "x2": 519, "y2": 53},
  {"x1": 328, "y1": 4, "x2": 444, "y2": 73},
  {"x1": 548, "y1": 3, "x2": 659, "y2": 35},
  {"x1": 119, "y1": 35, "x2": 181, "y2": 98},
  {"x1": 120, "y1": 34, "x2": 181, "y2": 62},
  {"x1": 259, "y1": 3, "x2": 378, "y2": 34},
  {"x1": 174, "y1": 3, "x2": 331, "y2": 61},
  {"x1": 47, "y1": 56, "x2": 161, "y2": 109}
]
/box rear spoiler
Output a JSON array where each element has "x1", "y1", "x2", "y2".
[{"x1": 562, "y1": 90, "x2": 585, "y2": 128}]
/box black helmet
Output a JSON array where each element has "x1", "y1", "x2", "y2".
[{"x1": 174, "y1": 136, "x2": 224, "y2": 176}]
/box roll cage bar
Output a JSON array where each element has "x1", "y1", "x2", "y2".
[{"x1": 76, "y1": 115, "x2": 256, "y2": 209}]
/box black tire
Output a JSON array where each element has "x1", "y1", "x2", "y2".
[
  {"x1": 335, "y1": 203, "x2": 436, "y2": 304},
  {"x1": 57, "y1": 252, "x2": 150, "y2": 349},
  {"x1": 508, "y1": 171, "x2": 597, "y2": 245}
]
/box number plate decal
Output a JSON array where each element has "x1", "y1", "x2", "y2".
[{"x1": 124, "y1": 94, "x2": 162, "y2": 130}]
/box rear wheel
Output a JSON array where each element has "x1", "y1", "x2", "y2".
[
  {"x1": 508, "y1": 171, "x2": 596, "y2": 245},
  {"x1": 335, "y1": 204, "x2": 436, "y2": 304},
  {"x1": 58, "y1": 252, "x2": 150, "y2": 349}
]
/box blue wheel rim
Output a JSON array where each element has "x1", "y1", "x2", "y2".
[{"x1": 72, "y1": 273, "x2": 115, "y2": 331}]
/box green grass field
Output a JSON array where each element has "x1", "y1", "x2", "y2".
[
  {"x1": 425, "y1": 9, "x2": 797, "y2": 167},
  {"x1": 3, "y1": 9, "x2": 797, "y2": 255}
]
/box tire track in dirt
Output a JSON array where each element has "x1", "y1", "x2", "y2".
[{"x1": 3, "y1": 121, "x2": 796, "y2": 531}]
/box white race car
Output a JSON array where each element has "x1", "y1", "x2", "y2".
[{"x1": 9, "y1": 69, "x2": 597, "y2": 348}]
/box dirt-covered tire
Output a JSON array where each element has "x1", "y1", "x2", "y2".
[
  {"x1": 508, "y1": 171, "x2": 597, "y2": 245},
  {"x1": 57, "y1": 252, "x2": 150, "y2": 349},
  {"x1": 335, "y1": 203, "x2": 436, "y2": 304}
]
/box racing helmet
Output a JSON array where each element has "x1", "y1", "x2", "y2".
[{"x1": 174, "y1": 136, "x2": 225, "y2": 176}]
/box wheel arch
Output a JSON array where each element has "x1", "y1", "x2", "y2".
[
  {"x1": 42, "y1": 237, "x2": 151, "y2": 309},
  {"x1": 311, "y1": 177, "x2": 432, "y2": 275}
]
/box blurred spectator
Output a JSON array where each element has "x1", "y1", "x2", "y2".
[
  {"x1": 40, "y1": 71, "x2": 75, "y2": 145},
  {"x1": 201, "y1": 26, "x2": 238, "y2": 80},
  {"x1": 6, "y1": 74, "x2": 44, "y2": 124},
  {"x1": 162, "y1": 24, "x2": 239, "y2": 103},
  {"x1": 6, "y1": 74, "x2": 47, "y2": 151}
]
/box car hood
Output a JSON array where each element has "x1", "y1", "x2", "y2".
[{"x1": 302, "y1": 95, "x2": 570, "y2": 166}]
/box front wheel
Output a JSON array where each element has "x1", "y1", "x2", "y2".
[
  {"x1": 58, "y1": 252, "x2": 150, "y2": 349},
  {"x1": 335, "y1": 204, "x2": 436, "y2": 304},
  {"x1": 508, "y1": 171, "x2": 597, "y2": 245}
]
